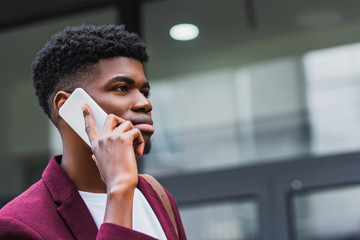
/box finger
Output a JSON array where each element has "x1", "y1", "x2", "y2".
[
  {"x1": 113, "y1": 120, "x2": 134, "y2": 134},
  {"x1": 101, "y1": 114, "x2": 126, "y2": 133},
  {"x1": 122, "y1": 128, "x2": 145, "y2": 157},
  {"x1": 82, "y1": 104, "x2": 99, "y2": 145}
]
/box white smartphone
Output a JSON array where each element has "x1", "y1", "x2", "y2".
[{"x1": 59, "y1": 88, "x2": 108, "y2": 146}]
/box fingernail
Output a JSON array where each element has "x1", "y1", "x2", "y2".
[{"x1": 82, "y1": 104, "x2": 87, "y2": 116}]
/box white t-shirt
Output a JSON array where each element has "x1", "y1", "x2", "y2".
[{"x1": 79, "y1": 188, "x2": 167, "y2": 240}]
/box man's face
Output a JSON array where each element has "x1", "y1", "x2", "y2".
[{"x1": 83, "y1": 57, "x2": 153, "y2": 153}]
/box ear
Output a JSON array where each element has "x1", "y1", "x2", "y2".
[{"x1": 53, "y1": 91, "x2": 71, "y2": 117}]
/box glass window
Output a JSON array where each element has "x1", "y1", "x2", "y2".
[
  {"x1": 291, "y1": 184, "x2": 360, "y2": 240},
  {"x1": 142, "y1": 0, "x2": 360, "y2": 177},
  {"x1": 143, "y1": 58, "x2": 308, "y2": 176},
  {"x1": 180, "y1": 200, "x2": 259, "y2": 240},
  {"x1": 304, "y1": 43, "x2": 360, "y2": 155}
]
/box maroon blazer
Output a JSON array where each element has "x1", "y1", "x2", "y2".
[{"x1": 0, "y1": 155, "x2": 186, "y2": 240}]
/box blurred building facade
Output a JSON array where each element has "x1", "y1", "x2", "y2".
[{"x1": 1, "y1": 0, "x2": 360, "y2": 239}]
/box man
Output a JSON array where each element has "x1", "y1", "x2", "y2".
[{"x1": 0, "y1": 25, "x2": 186, "y2": 240}]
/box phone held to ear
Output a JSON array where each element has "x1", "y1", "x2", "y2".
[{"x1": 59, "y1": 88, "x2": 107, "y2": 146}]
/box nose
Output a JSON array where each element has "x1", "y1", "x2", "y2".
[{"x1": 132, "y1": 91, "x2": 152, "y2": 113}]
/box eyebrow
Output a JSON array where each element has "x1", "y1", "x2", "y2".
[{"x1": 108, "y1": 76, "x2": 150, "y2": 89}]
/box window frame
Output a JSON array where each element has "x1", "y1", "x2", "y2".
[{"x1": 158, "y1": 151, "x2": 360, "y2": 240}]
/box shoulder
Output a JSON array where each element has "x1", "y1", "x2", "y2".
[
  {"x1": 0, "y1": 179, "x2": 63, "y2": 239},
  {"x1": 0, "y1": 180, "x2": 50, "y2": 240},
  {"x1": 138, "y1": 174, "x2": 176, "y2": 201},
  {"x1": 138, "y1": 174, "x2": 187, "y2": 239},
  {"x1": 1, "y1": 179, "x2": 56, "y2": 223},
  {"x1": 0, "y1": 216, "x2": 44, "y2": 239},
  {"x1": 138, "y1": 174, "x2": 179, "y2": 219},
  {"x1": 161, "y1": 186, "x2": 177, "y2": 206}
]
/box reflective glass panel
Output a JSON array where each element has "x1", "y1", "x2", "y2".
[
  {"x1": 291, "y1": 184, "x2": 360, "y2": 240},
  {"x1": 143, "y1": 59, "x2": 309, "y2": 176},
  {"x1": 142, "y1": 0, "x2": 360, "y2": 176},
  {"x1": 180, "y1": 200, "x2": 259, "y2": 240},
  {"x1": 304, "y1": 43, "x2": 360, "y2": 156}
]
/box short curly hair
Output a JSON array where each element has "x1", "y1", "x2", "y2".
[{"x1": 32, "y1": 24, "x2": 149, "y2": 119}]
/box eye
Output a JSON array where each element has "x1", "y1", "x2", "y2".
[
  {"x1": 114, "y1": 85, "x2": 129, "y2": 92},
  {"x1": 142, "y1": 90, "x2": 151, "y2": 99}
]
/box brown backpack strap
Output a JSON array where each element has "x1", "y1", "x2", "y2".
[{"x1": 140, "y1": 174, "x2": 179, "y2": 237}]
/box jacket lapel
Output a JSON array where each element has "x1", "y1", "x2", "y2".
[
  {"x1": 57, "y1": 193, "x2": 98, "y2": 239},
  {"x1": 42, "y1": 156, "x2": 98, "y2": 240},
  {"x1": 42, "y1": 156, "x2": 178, "y2": 239}
]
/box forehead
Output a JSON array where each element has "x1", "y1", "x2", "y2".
[{"x1": 94, "y1": 57, "x2": 146, "y2": 85}]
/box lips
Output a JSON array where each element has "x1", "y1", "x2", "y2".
[
  {"x1": 133, "y1": 123, "x2": 154, "y2": 133},
  {"x1": 131, "y1": 117, "x2": 154, "y2": 133}
]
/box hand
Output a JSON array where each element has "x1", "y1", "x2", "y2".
[
  {"x1": 82, "y1": 103, "x2": 144, "y2": 192},
  {"x1": 82, "y1": 103, "x2": 144, "y2": 228}
]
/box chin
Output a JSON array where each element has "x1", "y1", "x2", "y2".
[{"x1": 143, "y1": 139, "x2": 152, "y2": 154}]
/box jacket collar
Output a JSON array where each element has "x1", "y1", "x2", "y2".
[
  {"x1": 42, "y1": 155, "x2": 178, "y2": 240},
  {"x1": 42, "y1": 155, "x2": 98, "y2": 239}
]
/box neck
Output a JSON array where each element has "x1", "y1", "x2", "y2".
[{"x1": 60, "y1": 128, "x2": 107, "y2": 193}]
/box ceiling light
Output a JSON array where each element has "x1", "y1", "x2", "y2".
[{"x1": 169, "y1": 23, "x2": 199, "y2": 41}]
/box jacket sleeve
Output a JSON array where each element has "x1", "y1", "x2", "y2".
[
  {"x1": 0, "y1": 216, "x2": 158, "y2": 240},
  {"x1": 97, "y1": 188, "x2": 187, "y2": 240},
  {"x1": 96, "y1": 223, "x2": 157, "y2": 240},
  {"x1": 0, "y1": 216, "x2": 44, "y2": 240},
  {"x1": 164, "y1": 188, "x2": 187, "y2": 240}
]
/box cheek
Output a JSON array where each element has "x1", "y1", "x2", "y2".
[{"x1": 99, "y1": 100, "x2": 130, "y2": 118}]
